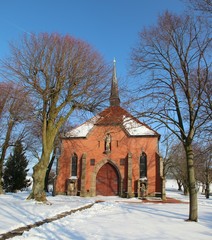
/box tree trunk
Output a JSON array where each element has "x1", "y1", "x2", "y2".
[
  {"x1": 205, "y1": 184, "x2": 210, "y2": 199},
  {"x1": 205, "y1": 170, "x2": 210, "y2": 199},
  {"x1": 202, "y1": 184, "x2": 205, "y2": 193},
  {"x1": 0, "y1": 119, "x2": 14, "y2": 194},
  {"x1": 177, "y1": 180, "x2": 182, "y2": 191},
  {"x1": 205, "y1": 182, "x2": 210, "y2": 199},
  {"x1": 44, "y1": 150, "x2": 56, "y2": 192},
  {"x1": 28, "y1": 117, "x2": 57, "y2": 202},
  {"x1": 0, "y1": 160, "x2": 3, "y2": 194},
  {"x1": 185, "y1": 144, "x2": 198, "y2": 221},
  {"x1": 27, "y1": 162, "x2": 47, "y2": 202},
  {"x1": 27, "y1": 150, "x2": 51, "y2": 202},
  {"x1": 183, "y1": 185, "x2": 189, "y2": 195}
]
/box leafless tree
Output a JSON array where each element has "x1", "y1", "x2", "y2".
[
  {"x1": 160, "y1": 134, "x2": 179, "y2": 200},
  {"x1": 187, "y1": 0, "x2": 212, "y2": 14},
  {"x1": 0, "y1": 33, "x2": 110, "y2": 202},
  {"x1": 168, "y1": 141, "x2": 212, "y2": 199},
  {"x1": 130, "y1": 12, "x2": 211, "y2": 221},
  {"x1": 195, "y1": 143, "x2": 212, "y2": 198},
  {"x1": 0, "y1": 82, "x2": 32, "y2": 194},
  {"x1": 168, "y1": 143, "x2": 189, "y2": 195}
]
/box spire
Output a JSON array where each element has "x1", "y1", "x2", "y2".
[{"x1": 110, "y1": 58, "x2": 120, "y2": 106}]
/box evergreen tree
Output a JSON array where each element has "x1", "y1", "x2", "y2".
[{"x1": 3, "y1": 140, "x2": 31, "y2": 192}]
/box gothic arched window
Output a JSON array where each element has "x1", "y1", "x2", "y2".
[
  {"x1": 71, "y1": 153, "x2": 78, "y2": 177},
  {"x1": 140, "y1": 152, "x2": 147, "y2": 178}
]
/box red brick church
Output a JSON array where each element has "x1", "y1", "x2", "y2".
[{"x1": 55, "y1": 60, "x2": 162, "y2": 197}]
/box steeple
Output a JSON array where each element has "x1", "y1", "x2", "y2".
[{"x1": 110, "y1": 58, "x2": 120, "y2": 106}]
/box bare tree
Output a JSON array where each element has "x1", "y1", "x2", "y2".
[
  {"x1": 187, "y1": 0, "x2": 212, "y2": 14},
  {"x1": 0, "y1": 82, "x2": 32, "y2": 194},
  {"x1": 130, "y1": 12, "x2": 211, "y2": 221},
  {"x1": 160, "y1": 134, "x2": 179, "y2": 200},
  {"x1": 0, "y1": 33, "x2": 110, "y2": 202},
  {"x1": 169, "y1": 141, "x2": 212, "y2": 198},
  {"x1": 195, "y1": 142, "x2": 212, "y2": 198},
  {"x1": 203, "y1": 144, "x2": 212, "y2": 198},
  {"x1": 169, "y1": 143, "x2": 189, "y2": 195},
  {"x1": 0, "y1": 82, "x2": 11, "y2": 118}
]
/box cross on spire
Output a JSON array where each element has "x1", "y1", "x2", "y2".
[{"x1": 109, "y1": 58, "x2": 120, "y2": 106}]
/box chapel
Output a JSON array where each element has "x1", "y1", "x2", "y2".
[{"x1": 54, "y1": 60, "x2": 162, "y2": 198}]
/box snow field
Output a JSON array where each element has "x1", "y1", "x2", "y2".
[{"x1": 0, "y1": 180, "x2": 211, "y2": 240}]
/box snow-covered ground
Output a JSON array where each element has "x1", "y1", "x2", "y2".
[{"x1": 0, "y1": 180, "x2": 211, "y2": 240}]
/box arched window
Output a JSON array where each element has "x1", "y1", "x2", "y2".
[
  {"x1": 140, "y1": 152, "x2": 147, "y2": 178},
  {"x1": 71, "y1": 153, "x2": 78, "y2": 177}
]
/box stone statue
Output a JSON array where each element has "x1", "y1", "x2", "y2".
[{"x1": 105, "y1": 133, "x2": 111, "y2": 152}]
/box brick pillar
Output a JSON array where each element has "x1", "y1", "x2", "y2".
[
  {"x1": 127, "y1": 152, "x2": 133, "y2": 197},
  {"x1": 80, "y1": 153, "x2": 86, "y2": 197}
]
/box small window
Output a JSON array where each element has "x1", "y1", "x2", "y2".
[
  {"x1": 120, "y1": 158, "x2": 125, "y2": 165},
  {"x1": 90, "y1": 159, "x2": 95, "y2": 166},
  {"x1": 71, "y1": 153, "x2": 78, "y2": 176}
]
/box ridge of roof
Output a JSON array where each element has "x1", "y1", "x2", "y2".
[{"x1": 97, "y1": 105, "x2": 159, "y2": 136}]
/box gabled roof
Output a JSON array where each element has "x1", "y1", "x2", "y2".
[{"x1": 64, "y1": 106, "x2": 159, "y2": 138}]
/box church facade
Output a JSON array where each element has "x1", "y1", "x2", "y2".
[{"x1": 55, "y1": 61, "x2": 162, "y2": 198}]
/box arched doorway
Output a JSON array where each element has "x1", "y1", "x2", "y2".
[{"x1": 96, "y1": 163, "x2": 119, "y2": 196}]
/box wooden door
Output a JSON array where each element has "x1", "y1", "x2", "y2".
[{"x1": 96, "y1": 163, "x2": 119, "y2": 196}]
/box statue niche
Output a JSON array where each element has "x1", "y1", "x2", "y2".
[{"x1": 104, "y1": 133, "x2": 111, "y2": 153}]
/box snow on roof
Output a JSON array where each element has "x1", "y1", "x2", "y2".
[
  {"x1": 64, "y1": 105, "x2": 158, "y2": 138},
  {"x1": 65, "y1": 115, "x2": 100, "y2": 138},
  {"x1": 123, "y1": 116, "x2": 155, "y2": 136}
]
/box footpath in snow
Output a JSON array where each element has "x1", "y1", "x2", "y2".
[{"x1": 0, "y1": 180, "x2": 211, "y2": 240}]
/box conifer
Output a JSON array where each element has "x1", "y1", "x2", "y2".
[{"x1": 3, "y1": 140, "x2": 31, "y2": 192}]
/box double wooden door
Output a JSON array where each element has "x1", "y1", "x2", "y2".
[{"x1": 96, "y1": 163, "x2": 119, "y2": 196}]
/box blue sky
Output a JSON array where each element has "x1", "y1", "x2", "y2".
[{"x1": 1, "y1": 0, "x2": 186, "y2": 82}]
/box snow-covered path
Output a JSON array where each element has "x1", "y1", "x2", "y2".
[
  {"x1": 10, "y1": 199, "x2": 212, "y2": 240},
  {"x1": 0, "y1": 193, "x2": 94, "y2": 236},
  {"x1": 0, "y1": 180, "x2": 211, "y2": 240}
]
